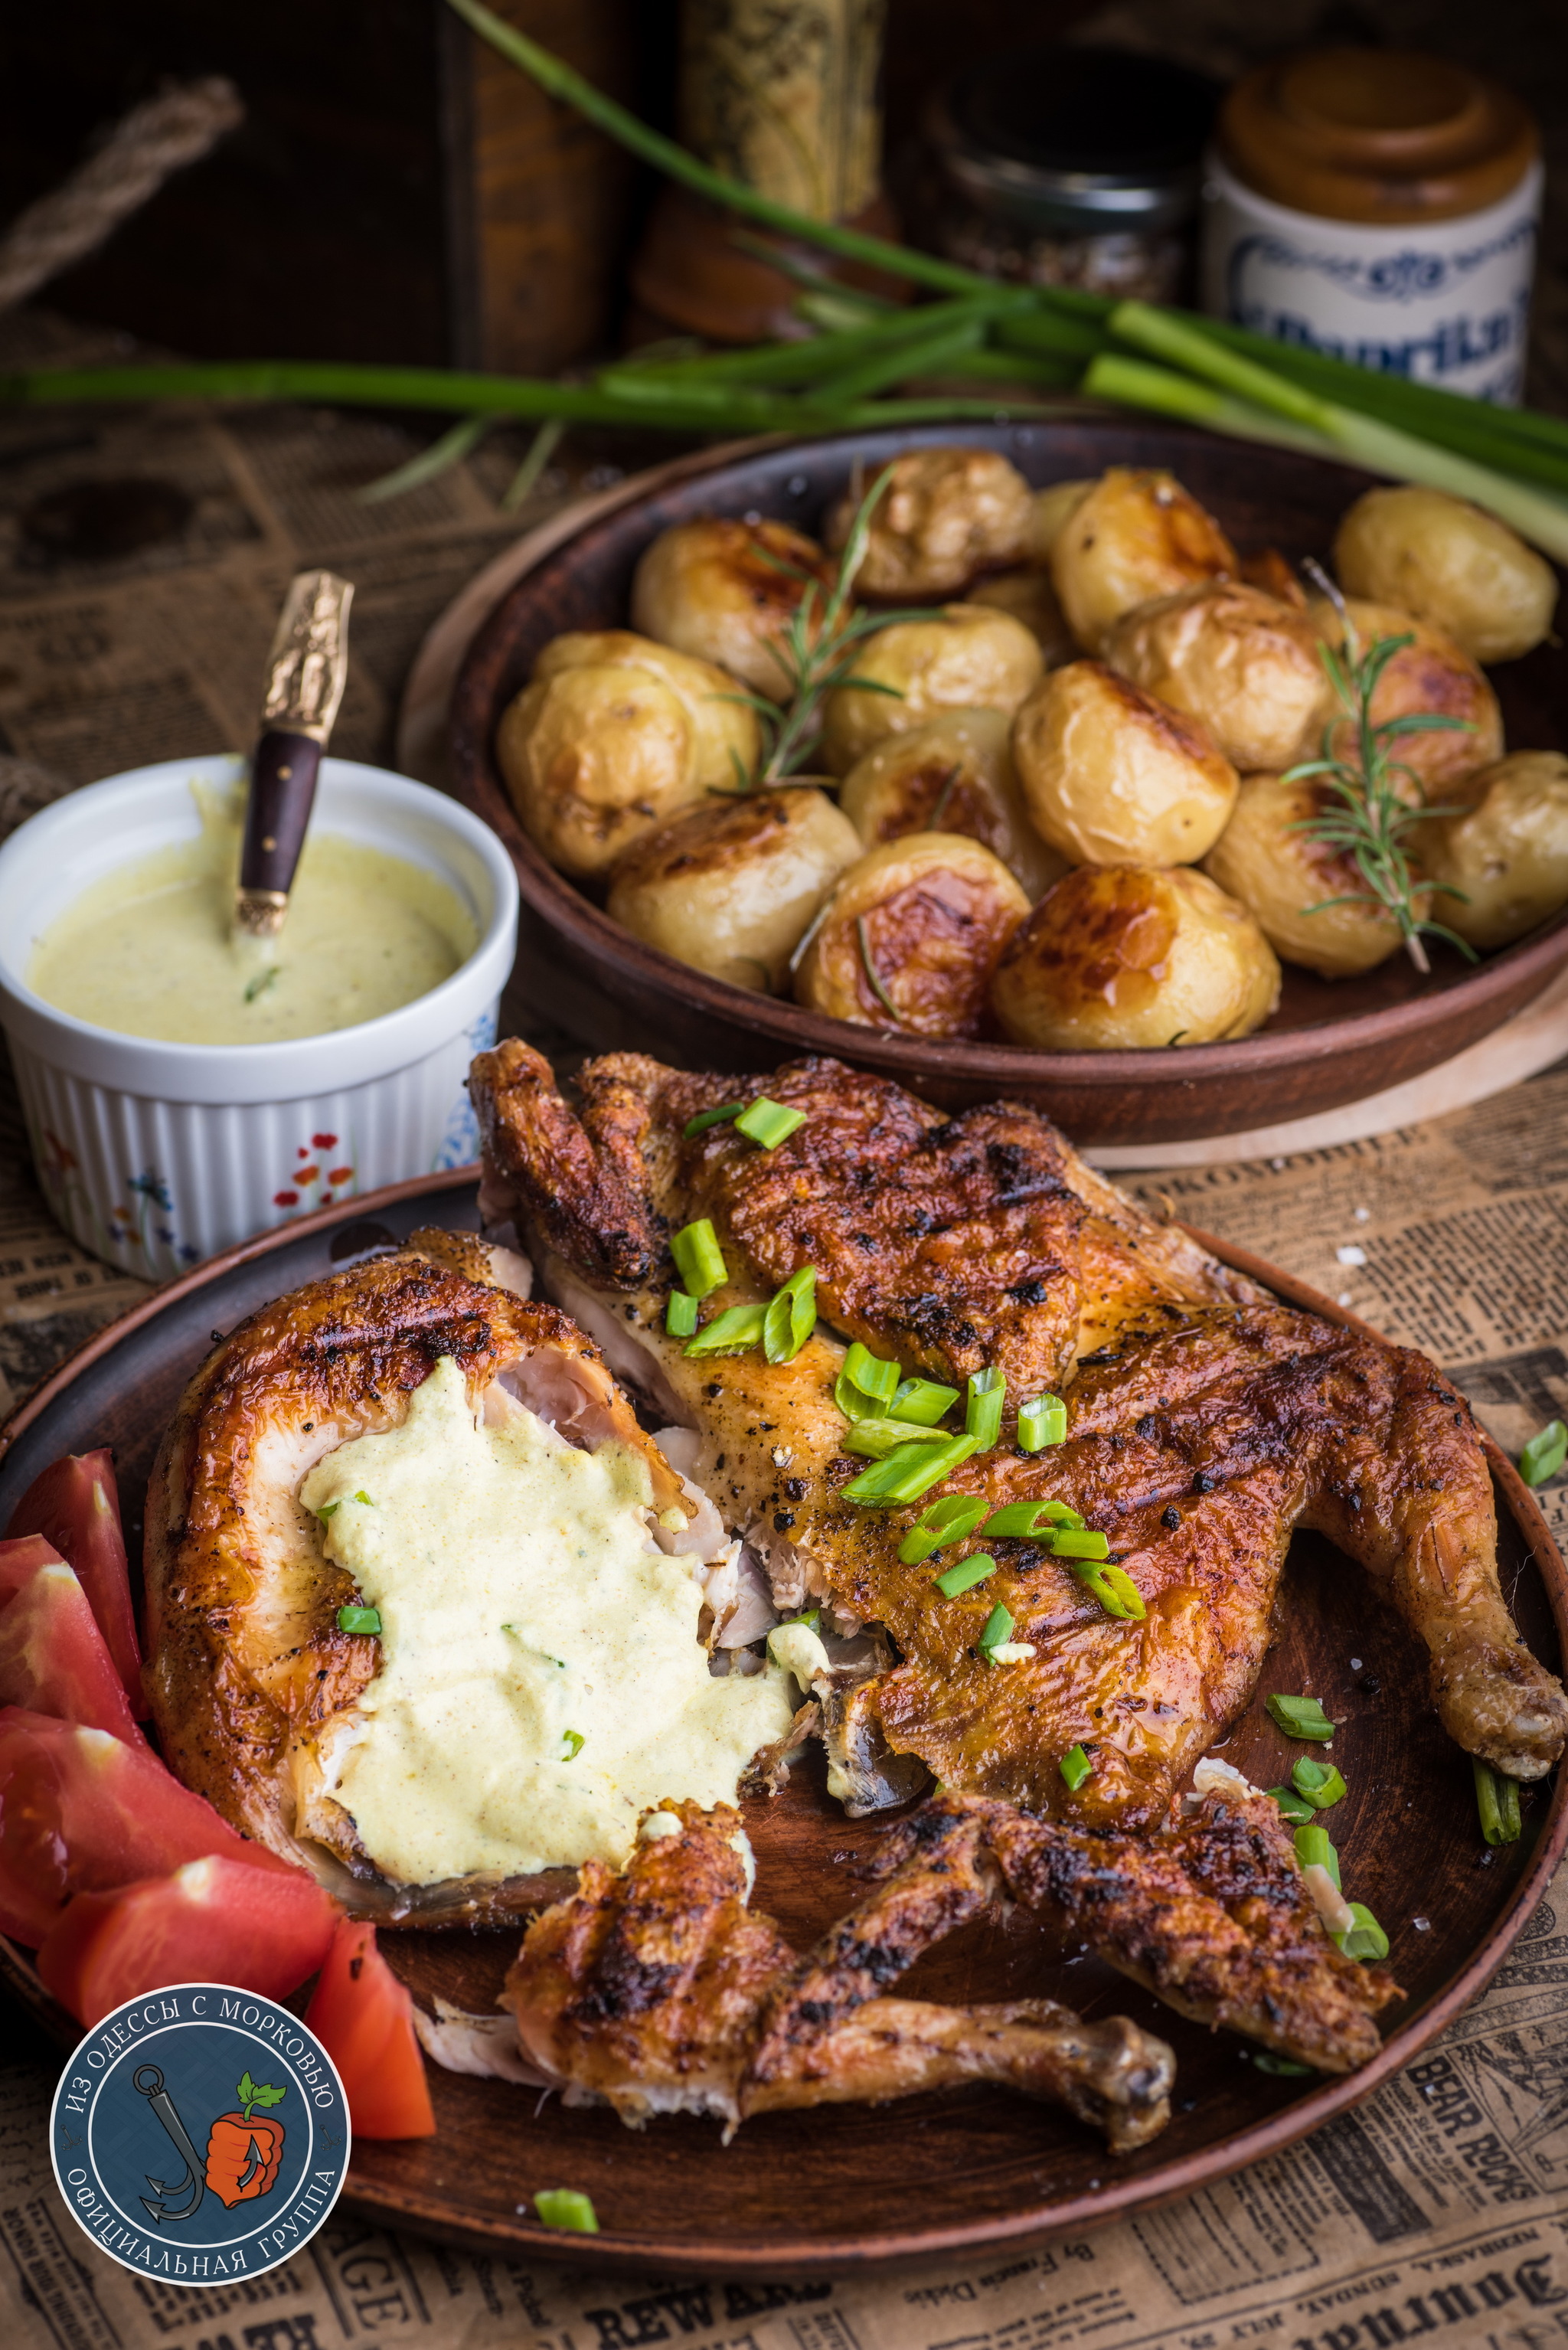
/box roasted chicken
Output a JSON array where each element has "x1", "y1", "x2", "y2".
[{"x1": 472, "y1": 1041, "x2": 1568, "y2": 1829}]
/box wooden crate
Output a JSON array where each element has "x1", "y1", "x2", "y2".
[{"x1": 0, "y1": 0, "x2": 655, "y2": 375}]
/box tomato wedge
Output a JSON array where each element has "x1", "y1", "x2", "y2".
[
  {"x1": 0, "y1": 1535, "x2": 65, "y2": 1605},
  {"x1": 38, "y1": 1855, "x2": 339, "y2": 2028},
  {"x1": 303, "y1": 1918, "x2": 436, "y2": 2138},
  {"x1": 7, "y1": 1452, "x2": 144, "y2": 1714},
  {"x1": 0, "y1": 1561, "x2": 145, "y2": 1744},
  {"x1": 0, "y1": 1706, "x2": 296, "y2": 1946}
]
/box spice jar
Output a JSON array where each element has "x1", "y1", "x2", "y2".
[
  {"x1": 630, "y1": 0, "x2": 898, "y2": 344},
  {"x1": 1202, "y1": 49, "x2": 1540, "y2": 404},
  {"x1": 921, "y1": 46, "x2": 1221, "y2": 302}
]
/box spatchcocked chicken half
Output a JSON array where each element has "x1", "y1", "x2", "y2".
[
  {"x1": 471, "y1": 1040, "x2": 1568, "y2": 1829},
  {"x1": 142, "y1": 1228, "x2": 799, "y2": 1923}
]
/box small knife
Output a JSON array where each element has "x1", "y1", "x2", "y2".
[{"x1": 234, "y1": 568, "x2": 354, "y2": 937}]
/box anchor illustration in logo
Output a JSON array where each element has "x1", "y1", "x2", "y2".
[{"x1": 132, "y1": 2064, "x2": 288, "y2": 2222}]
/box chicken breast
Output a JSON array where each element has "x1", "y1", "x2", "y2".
[
  {"x1": 142, "y1": 1230, "x2": 791, "y2": 1921},
  {"x1": 472, "y1": 1043, "x2": 1568, "y2": 1828}
]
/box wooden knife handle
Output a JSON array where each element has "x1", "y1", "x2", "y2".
[{"x1": 240, "y1": 728, "x2": 322, "y2": 896}]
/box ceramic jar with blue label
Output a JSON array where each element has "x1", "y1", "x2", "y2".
[{"x1": 1201, "y1": 48, "x2": 1539, "y2": 406}]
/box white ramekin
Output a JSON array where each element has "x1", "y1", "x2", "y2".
[{"x1": 0, "y1": 753, "x2": 519, "y2": 1276}]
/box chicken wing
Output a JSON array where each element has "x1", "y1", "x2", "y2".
[
  {"x1": 472, "y1": 1041, "x2": 1568, "y2": 1826},
  {"x1": 503, "y1": 1799, "x2": 1176, "y2": 2149}
]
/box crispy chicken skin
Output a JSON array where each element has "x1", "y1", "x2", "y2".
[
  {"x1": 504, "y1": 1800, "x2": 1177, "y2": 2149},
  {"x1": 472, "y1": 1041, "x2": 1568, "y2": 1822},
  {"x1": 142, "y1": 1232, "x2": 707, "y2": 1923}
]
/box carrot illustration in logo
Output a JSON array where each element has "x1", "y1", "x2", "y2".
[{"x1": 204, "y1": 2072, "x2": 287, "y2": 2208}]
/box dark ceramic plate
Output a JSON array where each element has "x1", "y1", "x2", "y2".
[
  {"x1": 449, "y1": 419, "x2": 1568, "y2": 1149},
  {"x1": 0, "y1": 1174, "x2": 1563, "y2": 2272}
]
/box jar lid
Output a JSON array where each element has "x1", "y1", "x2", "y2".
[
  {"x1": 933, "y1": 45, "x2": 1221, "y2": 236},
  {"x1": 1218, "y1": 48, "x2": 1537, "y2": 224}
]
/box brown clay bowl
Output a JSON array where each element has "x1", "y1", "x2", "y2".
[
  {"x1": 448, "y1": 419, "x2": 1568, "y2": 1149},
  {"x1": 0, "y1": 1172, "x2": 1562, "y2": 2272}
]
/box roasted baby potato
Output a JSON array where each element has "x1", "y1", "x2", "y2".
[
  {"x1": 795, "y1": 832, "x2": 1030, "y2": 1038},
  {"x1": 1308, "y1": 596, "x2": 1503, "y2": 793},
  {"x1": 825, "y1": 446, "x2": 1032, "y2": 599},
  {"x1": 1106, "y1": 582, "x2": 1331, "y2": 774},
  {"x1": 1050, "y1": 468, "x2": 1238, "y2": 653},
  {"x1": 965, "y1": 566, "x2": 1075, "y2": 664},
  {"x1": 991, "y1": 864, "x2": 1280, "y2": 1051},
  {"x1": 838, "y1": 708, "x2": 1068, "y2": 899},
  {"x1": 1026, "y1": 479, "x2": 1095, "y2": 565},
  {"x1": 1203, "y1": 770, "x2": 1427, "y2": 977},
  {"x1": 1012, "y1": 660, "x2": 1238, "y2": 868},
  {"x1": 1334, "y1": 485, "x2": 1557, "y2": 664},
  {"x1": 1415, "y1": 750, "x2": 1568, "y2": 950},
  {"x1": 819, "y1": 605, "x2": 1043, "y2": 776},
  {"x1": 498, "y1": 631, "x2": 761, "y2": 880},
  {"x1": 607, "y1": 786, "x2": 859, "y2": 992},
  {"x1": 630, "y1": 515, "x2": 836, "y2": 698}
]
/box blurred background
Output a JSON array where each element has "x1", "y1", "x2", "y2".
[{"x1": 2, "y1": 0, "x2": 1563, "y2": 406}]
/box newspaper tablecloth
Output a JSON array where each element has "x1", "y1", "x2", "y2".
[{"x1": 1, "y1": 306, "x2": 1566, "y2": 2350}]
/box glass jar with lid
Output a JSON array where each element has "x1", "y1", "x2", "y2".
[{"x1": 920, "y1": 44, "x2": 1222, "y2": 302}]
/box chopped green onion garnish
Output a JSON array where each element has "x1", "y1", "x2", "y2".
[
  {"x1": 1253, "y1": 2051, "x2": 1315, "y2": 2077},
  {"x1": 337, "y1": 1605, "x2": 381, "y2": 1636},
  {"x1": 1332, "y1": 1903, "x2": 1390, "y2": 1963},
  {"x1": 890, "y1": 1377, "x2": 960, "y2": 1427},
  {"x1": 354, "y1": 1492, "x2": 373, "y2": 1506},
  {"x1": 933, "y1": 1551, "x2": 997, "y2": 1598},
  {"x1": 1291, "y1": 1757, "x2": 1347, "y2": 1809},
  {"x1": 1269, "y1": 1783, "x2": 1316, "y2": 1826},
  {"x1": 980, "y1": 1499, "x2": 1083, "y2": 1540},
  {"x1": 683, "y1": 1102, "x2": 744, "y2": 1138},
  {"x1": 1294, "y1": 1822, "x2": 1341, "y2": 1889},
  {"x1": 671, "y1": 1217, "x2": 727, "y2": 1298},
  {"x1": 763, "y1": 1264, "x2": 818, "y2": 1364},
  {"x1": 843, "y1": 1431, "x2": 980, "y2": 1505},
  {"x1": 843, "y1": 1342, "x2": 901, "y2": 1407},
  {"x1": 899, "y1": 1495, "x2": 989, "y2": 1564},
  {"x1": 843, "y1": 1415, "x2": 949, "y2": 1459},
  {"x1": 1060, "y1": 1744, "x2": 1092, "y2": 1792},
  {"x1": 1018, "y1": 1395, "x2": 1067, "y2": 1451},
  {"x1": 1266, "y1": 1693, "x2": 1335, "y2": 1742},
  {"x1": 1068, "y1": 1560, "x2": 1146, "y2": 1621},
  {"x1": 735, "y1": 1097, "x2": 806, "y2": 1149},
  {"x1": 684, "y1": 1302, "x2": 768, "y2": 1357},
  {"x1": 666, "y1": 1289, "x2": 698, "y2": 1338},
  {"x1": 316, "y1": 1501, "x2": 340, "y2": 1521},
  {"x1": 1519, "y1": 1418, "x2": 1567, "y2": 1486},
  {"x1": 560, "y1": 1729, "x2": 584, "y2": 1762},
  {"x1": 977, "y1": 1602, "x2": 1014, "y2": 1653},
  {"x1": 1050, "y1": 1528, "x2": 1110, "y2": 1561},
  {"x1": 1473, "y1": 1757, "x2": 1522, "y2": 1845},
  {"x1": 534, "y1": 2188, "x2": 598, "y2": 2233},
  {"x1": 965, "y1": 1366, "x2": 1006, "y2": 1450}
]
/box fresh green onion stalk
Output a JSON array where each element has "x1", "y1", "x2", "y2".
[{"x1": 10, "y1": 2, "x2": 1568, "y2": 561}]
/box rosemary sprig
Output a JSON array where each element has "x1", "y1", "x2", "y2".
[
  {"x1": 1284, "y1": 563, "x2": 1475, "y2": 976},
  {"x1": 720, "y1": 467, "x2": 941, "y2": 785},
  {"x1": 856, "y1": 915, "x2": 903, "y2": 1023}
]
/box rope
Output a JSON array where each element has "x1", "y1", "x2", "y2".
[{"x1": 0, "y1": 78, "x2": 244, "y2": 316}]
